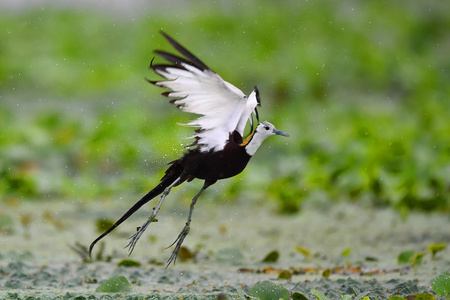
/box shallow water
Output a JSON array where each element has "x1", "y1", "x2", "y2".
[{"x1": 0, "y1": 199, "x2": 449, "y2": 299}]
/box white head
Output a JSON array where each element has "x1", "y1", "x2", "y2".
[{"x1": 244, "y1": 121, "x2": 289, "y2": 156}]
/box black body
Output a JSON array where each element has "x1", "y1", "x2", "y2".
[
  {"x1": 172, "y1": 131, "x2": 251, "y2": 182},
  {"x1": 89, "y1": 130, "x2": 252, "y2": 256}
]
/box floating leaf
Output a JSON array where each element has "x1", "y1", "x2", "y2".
[
  {"x1": 388, "y1": 296, "x2": 405, "y2": 300},
  {"x1": 341, "y1": 248, "x2": 351, "y2": 257},
  {"x1": 405, "y1": 293, "x2": 435, "y2": 300},
  {"x1": 177, "y1": 246, "x2": 195, "y2": 261},
  {"x1": 398, "y1": 250, "x2": 415, "y2": 264},
  {"x1": 365, "y1": 256, "x2": 379, "y2": 262},
  {"x1": 322, "y1": 269, "x2": 331, "y2": 278},
  {"x1": 96, "y1": 218, "x2": 115, "y2": 233},
  {"x1": 431, "y1": 273, "x2": 450, "y2": 297},
  {"x1": 292, "y1": 292, "x2": 309, "y2": 300},
  {"x1": 311, "y1": 289, "x2": 328, "y2": 300},
  {"x1": 117, "y1": 259, "x2": 141, "y2": 267},
  {"x1": 341, "y1": 295, "x2": 354, "y2": 300},
  {"x1": 95, "y1": 275, "x2": 131, "y2": 293},
  {"x1": 428, "y1": 244, "x2": 446, "y2": 259},
  {"x1": 411, "y1": 252, "x2": 426, "y2": 266},
  {"x1": 278, "y1": 270, "x2": 292, "y2": 280},
  {"x1": 262, "y1": 250, "x2": 279, "y2": 263},
  {"x1": 295, "y1": 246, "x2": 311, "y2": 257},
  {"x1": 249, "y1": 281, "x2": 289, "y2": 300}
]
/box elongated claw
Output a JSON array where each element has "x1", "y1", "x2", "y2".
[
  {"x1": 164, "y1": 181, "x2": 213, "y2": 268},
  {"x1": 125, "y1": 218, "x2": 154, "y2": 255},
  {"x1": 166, "y1": 225, "x2": 190, "y2": 267}
]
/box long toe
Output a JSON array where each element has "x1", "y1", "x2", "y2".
[
  {"x1": 125, "y1": 220, "x2": 152, "y2": 254},
  {"x1": 166, "y1": 226, "x2": 190, "y2": 267}
]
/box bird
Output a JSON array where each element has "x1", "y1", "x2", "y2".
[{"x1": 89, "y1": 31, "x2": 289, "y2": 267}]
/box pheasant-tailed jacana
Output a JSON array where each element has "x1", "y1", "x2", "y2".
[{"x1": 89, "y1": 31, "x2": 289, "y2": 267}]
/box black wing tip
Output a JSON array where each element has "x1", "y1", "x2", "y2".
[
  {"x1": 253, "y1": 86, "x2": 261, "y2": 123},
  {"x1": 254, "y1": 85, "x2": 261, "y2": 106},
  {"x1": 149, "y1": 32, "x2": 212, "y2": 90},
  {"x1": 145, "y1": 78, "x2": 159, "y2": 85},
  {"x1": 149, "y1": 57, "x2": 155, "y2": 69},
  {"x1": 153, "y1": 51, "x2": 192, "y2": 68},
  {"x1": 156, "y1": 31, "x2": 210, "y2": 71},
  {"x1": 159, "y1": 29, "x2": 168, "y2": 37},
  {"x1": 159, "y1": 30, "x2": 175, "y2": 44}
]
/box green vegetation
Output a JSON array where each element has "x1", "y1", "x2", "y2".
[
  {"x1": 95, "y1": 275, "x2": 131, "y2": 293},
  {"x1": 432, "y1": 273, "x2": 450, "y2": 299},
  {"x1": 117, "y1": 259, "x2": 142, "y2": 267},
  {"x1": 428, "y1": 244, "x2": 447, "y2": 259},
  {"x1": 248, "y1": 281, "x2": 290, "y2": 300},
  {"x1": 261, "y1": 250, "x2": 280, "y2": 263},
  {"x1": 1, "y1": 1, "x2": 449, "y2": 213}
]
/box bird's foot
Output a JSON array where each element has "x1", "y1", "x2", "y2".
[
  {"x1": 166, "y1": 224, "x2": 190, "y2": 267},
  {"x1": 125, "y1": 217, "x2": 157, "y2": 255}
]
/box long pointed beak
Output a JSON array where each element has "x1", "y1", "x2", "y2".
[{"x1": 273, "y1": 128, "x2": 289, "y2": 137}]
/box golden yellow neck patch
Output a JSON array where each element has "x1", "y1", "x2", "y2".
[{"x1": 240, "y1": 129, "x2": 256, "y2": 147}]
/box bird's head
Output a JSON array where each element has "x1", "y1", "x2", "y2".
[
  {"x1": 256, "y1": 121, "x2": 289, "y2": 138},
  {"x1": 243, "y1": 121, "x2": 289, "y2": 156}
]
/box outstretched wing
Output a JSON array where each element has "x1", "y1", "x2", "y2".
[{"x1": 149, "y1": 31, "x2": 258, "y2": 152}]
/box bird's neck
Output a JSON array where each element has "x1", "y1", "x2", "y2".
[{"x1": 240, "y1": 130, "x2": 264, "y2": 156}]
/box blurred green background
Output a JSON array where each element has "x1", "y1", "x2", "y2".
[{"x1": 1, "y1": 0, "x2": 449, "y2": 213}]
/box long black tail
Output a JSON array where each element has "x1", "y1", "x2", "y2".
[{"x1": 88, "y1": 164, "x2": 183, "y2": 257}]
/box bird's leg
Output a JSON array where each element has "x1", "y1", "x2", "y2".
[
  {"x1": 125, "y1": 177, "x2": 181, "y2": 255},
  {"x1": 166, "y1": 180, "x2": 214, "y2": 267}
]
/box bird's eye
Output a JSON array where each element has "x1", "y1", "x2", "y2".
[{"x1": 264, "y1": 125, "x2": 270, "y2": 130}]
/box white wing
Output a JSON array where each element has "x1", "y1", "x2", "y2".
[
  {"x1": 150, "y1": 32, "x2": 258, "y2": 152},
  {"x1": 236, "y1": 88, "x2": 259, "y2": 135}
]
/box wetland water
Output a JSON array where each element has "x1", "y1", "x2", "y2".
[{"x1": 0, "y1": 200, "x2": 449, "y2": 299}]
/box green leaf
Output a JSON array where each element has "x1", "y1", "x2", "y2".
[
  {"x1": 428, "y1": 244, "x2": 446, "y2": 259},
  {"x1": 177, "y1": 246, "x2": 195, "y2": 261},
  {"x1": 411, "y1": 252, "x2": 426, "y2": 266},
  {"x1": 431, "y1": 273, "x2": 450, "y2": 297},
  {"x1": 295, "y1": 246, "x2": 311, "y2": 257},
  {"x1": 95, "y1": 218, "x2": 114, "y2": 233},
  {"x1": 322, "y1": 269, "x2": 331, "y2": 278},
  {"x1": 341, "y1": 248, "x2": 351, "y2": 257},
  {"x1": 388, "y1": 296, "x2": 405, "y2": 300},
  {"x1": 117, "y1": 259, "x2": 141, "y2": 267},
  {"x1": 278, "y1": 270, "x2": 292, "y2": 280},
  {"x1": 406, "y1": 293, "x2": 435, "y2": 300},
  {"x1": 261, "y1": 250, "x2": 280, "y2": 263},
  {"x1": 292, "y1": 292, "x2": 309, "y2": 300},
  {"x1": 95, "y1": 275, "x2": 131, "y2": 293},
  {"x1": 341, "y1": 295, "x2": 354, "y2": 300},
  {"x1": 311, "y1": 289, "x2": 328, "y2": 300},
  {"x1": 398, "y1": 250, "x2": 415, "y2": 264},
  {"x1": 249, "y1": 281, "x2": 289, "y2": 300}
]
